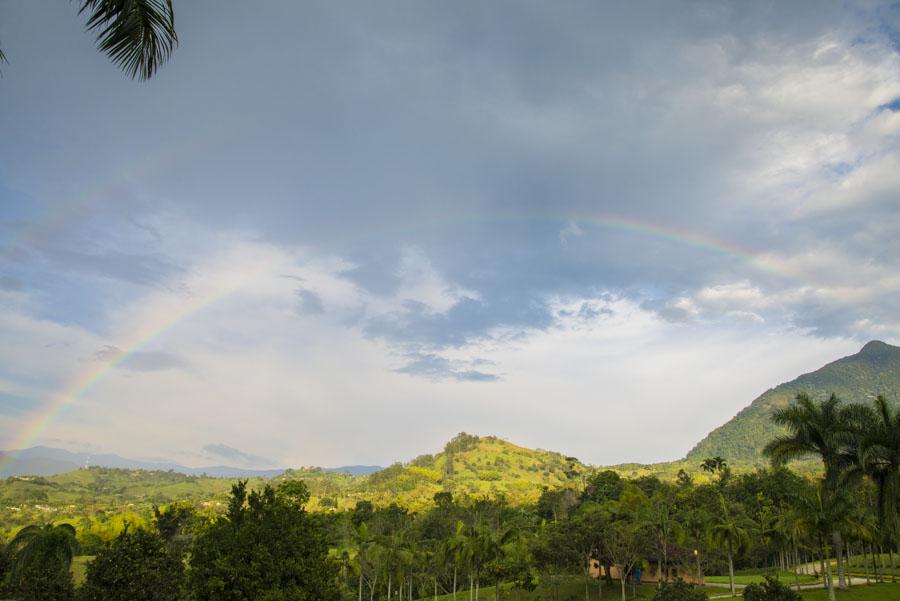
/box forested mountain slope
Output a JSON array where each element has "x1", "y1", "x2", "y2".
[{"x1": 684, "y1": 340, "x2": 900, "y2": 466}]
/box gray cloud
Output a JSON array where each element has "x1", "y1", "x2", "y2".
[
  {"x1": 296, "y1": 288, "x2": 325, "y2": 315},
  {"x1": 202, "y1": 443, "x2": 276, "y2": 468},
  {"x1": 94, "y1": 346, "x2": 188, "y2": 372},
  {"x1": 394, "y1": 352, "x2": 499, "y2": 382},
  {"x1": 44, "y1": 249, "x2": 182, "y2": 288}
]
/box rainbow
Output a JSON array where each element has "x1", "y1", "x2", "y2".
[
  {"x1": 0, "y1": 282, "x2": 242, "y2": 472},
  {"x1": 571, "y1": 213, "x2": 759, "y2": 262},
  {"x1": 1, "y1": 207, "x2": 787, "y2": 469}
]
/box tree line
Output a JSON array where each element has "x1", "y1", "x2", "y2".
[{"x1": 1, "y1": 392, "x2": 898, "y2": 601}]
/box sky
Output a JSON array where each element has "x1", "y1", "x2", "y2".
[{"x1": 1, "y1": 1, "x2": 899, "y2": 469}]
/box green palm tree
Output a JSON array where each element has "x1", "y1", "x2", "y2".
[
  {"x1": 794, "y1": 483, "x2": 853, "y2": 601},
  {"x1": 853, "y1": 396, "x2": 900, "y2": 544},
  {"x1": 443, "y1": 521, "x2": 469, "y2": 601},
  {"x1": 764, "y1": 392, "x2": 855, "y2": 587},
  {"x1": 353, "y1": 522, "x2": 377, "y2": 601},
  {"x1": 710, "y1": 496, "x2": 756, "y2": 597},
  {"x1": 2, "y1": 1, "x2": 177, "y2": 80},
  {"x1": 478, "y1": 525, "x2": 516, "y2": 601},
  {"x1": 7, "y1": 523, "x2": 79, "y2": 601}
]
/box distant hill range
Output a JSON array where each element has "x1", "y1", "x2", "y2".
[
  {"x1": 683, "y1": 340, "x2": 900, "y2": 466},
  {"x1": 0, "y1": 445, "x2": 381, "y2": 479},
  {"x1": 3, "y1": 340, "x2": 898, "y2": 498}
]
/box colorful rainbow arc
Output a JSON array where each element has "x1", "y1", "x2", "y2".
[
  {"x1": 0, "y1": 283, "x2": 241, "y2": 472},
  {"x1": 1, "y1": 210, "x2": 782, "y2": 469}
]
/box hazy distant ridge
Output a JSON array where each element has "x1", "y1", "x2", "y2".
[{"x1": 0, "y1": 446, "x2": 381, "y2": 479}]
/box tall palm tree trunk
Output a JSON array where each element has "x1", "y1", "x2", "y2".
[
  {"x1": 727, "y1": 539, "x2": 735, "y2": 597},
  {"x1": 453, "y1": 566, "x2": 457, "y2": 601},
  {"x1": 833, "y1": 530, "x2": 846, "y2": 588}
]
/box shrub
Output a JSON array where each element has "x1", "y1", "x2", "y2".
[
  {"x1": 742, "y1": 577, "x2": 802, "y2": 601},
  {"x1": 651, "y1": 580, "x2": 706, "y2": 601}
]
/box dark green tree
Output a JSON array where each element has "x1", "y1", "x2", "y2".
[
  {"x1": 849, "y1": 396, "x2": 900, "y2": 543},
  {"x1": 190, "y1": 480, "x2": 339, "y2": 601},
  {"x1": 764, "y1": 393, "x2": 856, "y2": 588},
  {"x1": 6, "y1": 523, "x2": 78, "y2": 601},
  {"x1": 77, "y1": 527, "x2": 184, "y2": 601}
]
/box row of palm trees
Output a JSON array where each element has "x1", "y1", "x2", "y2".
[
  {"x1": 764, "y1": 393, "x2": 900, "y2": 601},
  {"x1": 353, "y1": 519, "x2": 519, "y2": 601}
]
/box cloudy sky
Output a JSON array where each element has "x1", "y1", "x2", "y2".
[{"x1": 1, "y1": 1, "x2": 899, "y2": 468}]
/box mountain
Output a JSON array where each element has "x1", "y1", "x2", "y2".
[
  {"x1": 0, "y1": 446, "x2": 381, "y2": 479},
  {"x1": 0, "y1": 432, "x2": 584, "y2": 536},
  {"x1": 275, "y1": 432, "x2": 588, "y2": 509},
  {"x1": 684, "y1": 340, "x2": 900, "y2": 466}
]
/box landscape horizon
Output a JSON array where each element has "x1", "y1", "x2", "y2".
[
  {"x1": 5, "y1": 339, "x2": 897, "y2": 482},
  {"x1": 3, "y1": 2, "x2": 900, "y2": 600}
]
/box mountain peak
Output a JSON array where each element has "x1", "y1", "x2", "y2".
[
  {"x1": 685, "y1": 340, "x2": 900, "y2": 465},
  {"x1": 858, "y1": 340, "x2": 899, "y2": 357}
]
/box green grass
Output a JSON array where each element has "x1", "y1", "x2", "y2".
[
  {"x1": 420, "y1": 576, "x2": 720, "y2": 601},
  {"x1": 71, "y1": 555, "x2": 94, "y2": 587},
  {"x1": 843, "y1": 554, "x2": 900, "y2": 578},
  {"x1": 705, "y1": 570, "x2": 820, "y2": 585},
  {"x1": 798, "y1": 583, "x2": 900, "y2": 600}
]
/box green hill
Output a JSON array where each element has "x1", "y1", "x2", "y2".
[
  {"x1": 277, "y1": 432, "x2": 587, "y2": 510},
  {"x1": 4, "y1": 341, "x2": 899, "y2": 538},
  {"x1": 0, "y1": 433, "x2": 587, "y2": 539},
  {"x1": 684, "y1": 340, "x2": 900, "y2": 467}
]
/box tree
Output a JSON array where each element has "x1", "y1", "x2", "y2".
[
  {"x1": 602, "y1": 521, "x2": 643, "y2": 601},
  {"x1": 641, "y1": 486, "x2": 682, "y2": 588},
  {"x1": 700, "y1": 457, "x2": 730, "y2": 484},
  {"x1": 2, "y1": 1, "x2": 177, "y2": 80},
  {"x1": 710, "y1": 496, "x2": 755, "y2": 597},
  {"x1": 583, "y1": 471, "x2": 624, "y2": 504},
  {"x1": 850, "y1": 396, "x2": 900, "y2": 544},
  {"x1": 190, "y1": 480, "x2": 339, "y2": 601},
  {"x1": 352, "y1": 523, "x2": 377, "y2": 601},
  {"x1": 441, "y1": 521, "x2": 470, "y2": 601},
  {"x1": 77, "y1": 527, "x2": 184, "y2": 601},
  {"x1": 793, "y1": 483, "x2": 853, "y2": 601},
  {"x1": 764, "y1": 393, "x2": 855, "y2": 588},
  {"x1": 6, "y1": 523, "x2": 78, "y2": 601}
]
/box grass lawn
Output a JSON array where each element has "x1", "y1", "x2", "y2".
[
  {"x1": 422, "y1": 576, "x2": 721, "y2": 600},
  {"x1": 705, "y1": 569, "x2": 820, "y2": 586},
  {"x1": 798, "y1": 583, "x2": 900, "y2": 600}
]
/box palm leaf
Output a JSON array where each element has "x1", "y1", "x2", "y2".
[{"x1": 78, "y1": 0, "x2": 177, "y2": 80}]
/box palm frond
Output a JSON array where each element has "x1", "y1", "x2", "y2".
[{"x1": 79, "y1": 0, "x2": 177, "y2": 80}]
